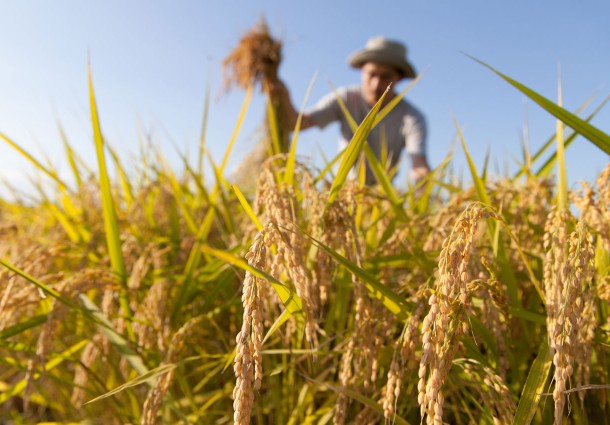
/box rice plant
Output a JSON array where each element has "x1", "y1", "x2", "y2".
[{"x1": 0, "y1": 52, "x2": 609, "y2": 425}]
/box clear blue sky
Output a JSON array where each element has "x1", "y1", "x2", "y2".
[{"x1": 1, "y1": 0, "x2": 609, "y2": 196}]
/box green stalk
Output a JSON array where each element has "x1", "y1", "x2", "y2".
[
  {"x1": 513, "y1": 341, "x2": 552, "y2": 425},
  {"x1": 284, "y1": 72, "x2": 317, "y2": 186},
  {"x1": 88, "y1": 63, "x2": 132, "y2": 337},
  {"x1": 198, "y1": 82, "x2": 211, "y2": 178},
  {"x1": 58, "y1": 122, "x2": 85, "y2": 189},
  {"x1": 327, "y1": 86, "x2": 389, "y2": 205},
  {"x1": 515, "y1": 94, "x2": 610, "y2": 179},
  {"x1": 555, "y1": 77, "x2": 568, "y2": 210},
  {"x1": 107, "y1": 143, "x2": 134, "y2": 208},
  {"x1": 220, "y1": 84, "x2": 253, "y2": 174},
  {"x1": 0, "y1": 132, "x2": 72, "y2": 193},
  {"x1": 455, "y1": 119, "x2": 524, "y2": 307}
]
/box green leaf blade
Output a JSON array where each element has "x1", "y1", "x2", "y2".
[
  {"x1": 327, "y1": 86, "x2": 390, "y2": 204},
  {"x1": 513, "y1": 340, "x2": 552, "y2": 425},
  {"x1": 88, "y1": 64, "x2": 127, "y2": 284},
  {"x1": 469, "y1": 55, "x2": 610, "y2": 155}
]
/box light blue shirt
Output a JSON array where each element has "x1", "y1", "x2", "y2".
[{"x1": 307, "y1": 85, "x2": 427, "y2": 184}]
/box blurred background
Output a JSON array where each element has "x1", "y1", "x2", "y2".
[{"x1": 1, "y1": 0, "x2": 609, "y2": 196}]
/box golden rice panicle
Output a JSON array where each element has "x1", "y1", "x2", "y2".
[
  {"x1": 571, "y1": 174, "x2": 603, "y2": 404},
  {"x1": 320, "y1": 185, "x2": 361, "y2": 425},
  {"x1": 542, "y1": 207, "x2": 570, "y2": 424},
  {"x1": 572, "y1": 163, "x2": 610, "y2": 250},
  {"x1": 543, "y1": 207, "x2": 596, "y2": 425},
  {"x1": 354, "y1": 405, "x2": 381, "y2": 424},
  {"x1": 313, "y1": 183, "x2": 357, "y2": 310},
  {"x1": 56, "y1": 271, "x2": 115, "y2": 406},
  {"x1": 133, "y1": 278, "x2": 171, "y2": 351},
  {"x1": 13, "y1": 268, "x2": 109, "y2": 412},
  {"x1": 383, "y1": 355, "x2": 402, "y2": 424},
  {"x1": 22, "y1": 270, "x2": 114, "y2": 412},
  {"x1": 562, "y1": 221, "x2": 595, "y2": 412},
  {"x1": 264, "y1": 219, "x2": 319, "y2": 348},
  {"x1": 332, "y1": 189, "x2": 394, "y2": 399},
  {"x1": 542, "y1": 207, "x2": 571, "y2": 339},
  {"x1": 130, "y1": 245, "x2": 173, "y2": 353},
  {"x1": 423, "y1": 187, "x2": 475, "y2": 252},
  {"x1": 383, "y1": 294, "x2": 427, "y2": 423},
  {"x1": 467, "y1": 258, "x2": 510, "y2": 377},
  {"x1": 273, "y1": 222, "x2": 319, "y2": 345},
  {"x1": 71, "y1": 334, "x2": 105, "y2": 406},
  {"x1": 335, "y1": 278, "x2": 368, "y2": 425},
  {"x1": 0, "y1": 270, "x2": 39, "y2": 330},
  {"x1": 418, "y1": 204, "x2": 492, "y2": 425},
  {"x1": 458, "y1": 359, "x2": 516, "y2": 424},
  {"x1": 258, "y1": 227, "x2": 287, "y2": 314},
  {"x1": 335, "y1": 246, "x2": 369, "y2": 424},
  {"x1": 254, "y1": 162, "x2": 320, "y2": 346},
  {"x1": 233, "y1": 228, "x2": 267, "y2": 425},
  {"x1": 334, "y1": 329, "x2": 354, "y2": 425},
  {"x1": 362, "y1": 302, "x2": 394, "y2": 392},
  {"x1": 306, "y1": 172, "x2": 333, "y2": 308},
  {"x1": 572, "y1": 165, "x2": 610, "y2": 316},
  {"x1": 0, "y1": 245, "x2": 60, "y2": 330},
  {"x1": 23, "y1": 294, "x2": 64, "y2": 413},
  {"x1": 491, "y1": 177, "x2": 553, "y2": 252},
  {"x1": 574, "y1": 271, "x2": 597, "y2": 406},
  {"x1": 222, "y1": 19, "x2": 282, "y2": 91},
  {"x1": 594, "y1": 162, "x2": 610, "y2": 219},
  {"x1": 141, "y1": 315, "x2": 205, "y2": 425},
  {"x1": 376, "y1": 210, "x2": 430, "y2": 296}
]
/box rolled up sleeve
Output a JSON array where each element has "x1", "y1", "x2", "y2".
[
  {"x1": 403, "y1": 107, "x2": 427, "y2": 157},
  {"x1": 306, "y1": 89, "x2": 345, "y2": 129}
]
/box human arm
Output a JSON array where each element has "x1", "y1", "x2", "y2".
[
  {"x1": 402, "y1": 103, "x2": 429, "y2": 183},
  {"x1": 410, "y1": 154, "x2": 430, "y2": 183},
  {"x1": 270, "y1": 80, "x2": 316, "y2": 130}
]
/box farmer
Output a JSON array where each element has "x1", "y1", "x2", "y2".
[{"x1": 273, "y1": 36, "x2": 430, "y2": 185}]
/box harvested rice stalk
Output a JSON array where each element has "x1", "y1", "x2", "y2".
[
  {"x1": 224, "y1": 20, "x2": 292, "y2": 189},
  {"x1": 222, "y1": 19, "x2": 282, "y2": 91}
]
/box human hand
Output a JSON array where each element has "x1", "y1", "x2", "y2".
[{"x1": 267, "y1": 79, "x2": 290, "y2": 103}]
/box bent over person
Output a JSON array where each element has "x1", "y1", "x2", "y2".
[{"x1": 274, "y1": 36, "x2": 430, "y2": 185}]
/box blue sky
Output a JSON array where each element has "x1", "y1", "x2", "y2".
[{"x1": 1, "y1": 1, "x2": 609, "y2": 196}]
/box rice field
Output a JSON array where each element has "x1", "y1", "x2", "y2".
[{"x1": 1, "y1": 48, "x2": 610, "y2": 424}]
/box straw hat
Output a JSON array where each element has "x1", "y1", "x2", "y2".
[{"x1": 348, "y1": 36, "x2": 416, "y2": 79}]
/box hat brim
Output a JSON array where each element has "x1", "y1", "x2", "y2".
[{"x1": 348, "y1": 50, "x2": 416, "y2": 79}]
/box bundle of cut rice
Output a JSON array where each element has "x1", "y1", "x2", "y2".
[
  {"x1": 222, "y1": 19, "x2": 282, "y2": 90},
  {"x1": 222, "y1": 20, "x2": 291, "y2": 191}
]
